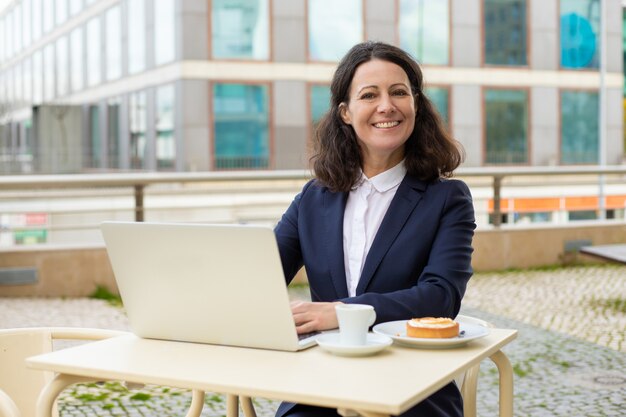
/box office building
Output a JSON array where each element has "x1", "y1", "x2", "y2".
[{"x1": 0, "y1": 0, "x2": 623, "y2": 174}]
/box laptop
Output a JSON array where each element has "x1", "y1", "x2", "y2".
[{"x1": 100, "y1": 221, "x2": 318, "y2": 351}]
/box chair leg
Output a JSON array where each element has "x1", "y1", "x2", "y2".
[
  {"x1": 241, "y1": 396, "x2": 257, "y2": 417},
  {"x1": 461, "y1": 365, "x2": 480, "y2": 417},
  {"x1": 184, "y1": 390, "x2": 205, "y2": 417}
]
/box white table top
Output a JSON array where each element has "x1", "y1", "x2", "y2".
[{"x1": 27, "y1": 329, "x2": 517, "y2": 416}]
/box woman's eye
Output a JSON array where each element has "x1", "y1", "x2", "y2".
[
  {"x1": 392, "y1": 89, "x2": 409, "y2": 96},
  {"x1": 360, "y1": 92, "x2": 376, "y2": 100}
]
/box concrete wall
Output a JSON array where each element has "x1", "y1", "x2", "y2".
[{"x1": 1, "y1": 224, "x2": 624, "y2": 297}]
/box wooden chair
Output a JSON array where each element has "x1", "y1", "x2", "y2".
[{"x1": 0, "y1": 327, "x2": 206, "y2": 417}]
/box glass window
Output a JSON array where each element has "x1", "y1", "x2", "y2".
[
  {"x1": 32, "y1": 0, "x2": 42, "y2": 41},
  {"x1": 5, "y1": 68, "x2": 13, "y2": 105},
  {"x1": 154, "y1": 0, "x2": 175, "y2": 65},
  {"x1": 70, "y1": 0, "x2": 83, "y2": 15},
  {"x1": 88, "y1": 105, "x2": 101, "y2": 168},
  {"x1": 0, "y1": 17, "x2": 4, "y2": 63},
  {"x1": 56, "y1": 0, "x2": 68, "y2": 26},
  {"x1": 32, "y1": 50, "x2": 43, "y2": 104},
  {"x1": 130, "y1": 91, "x2": 147, "y2": 169},
  {"x1": 14, "y1": 63, "x2": 23, "y2": 105},
  {"x1": 560, "y1": 0, "x2": 600, "y2": 69},
  {"x1": 485, "y1": 89, "x2": 528, "y2": 164},
  {"x1": 425, "y1": 86, "x2": 449, "y2": 124},
  {"x1": 23, "y1": 0, "x2": 32, "y2": 48},
  {"x1": 561, "y1": 90, "x2": 598, "y2": 164},
  {"x1": 213, "y1": 83, "x2": 270, "y2": 169},
  {"x1": 107, "y1": 97, "x2": 121, "y2": 169},
  {"x1": 311, "y1": 84, "x2": 331, "y2": 126},
  {"x1": 14, "y1": 4, "x2": 22, "y2": 53},
  {"x1": 6, "y1": 9, "x2": 13, "y2": 59},
  {"x1": 70, "y1": 27, "x2": 84, "y2": 91},
  {"x1": 308, "y1": 0, "x2": 362, "y2": 61},
  {"x1": 23, "y1": 57, "x2": 32, "y2": 104},
  {"x1": 211, "y1": 0, "x2": 269, "y2": 60},
  {"x1": 86, "y1": 17, "x2": 101, "y2": 87},
  {"x1": 127, "y1": 0, "x2": 146, "y2": 74},
  {"x1": 484, "y1": 0, "x2": 527, "y2": 65},
  {"x1": 43, "y1": 43, "x2": 55, "y2": 101},
  {"x1": 105, "y1": 6, "x2": 122, "y2": 81},
  {"x1": 399, "y1": 0, "x2": 449, "y2": 65},
  {"x1": 56, "y1": 36, "x2": 69, "y2": 96},
  {"x1": 156, "y1": 84, "x2": 176, "y2": 170},
  {"x1": 43, "y1": 0, "x2": 54, "y2": 34}
]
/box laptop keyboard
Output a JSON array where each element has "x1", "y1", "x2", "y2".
[{"x1": 298, "y1": 331, "x2": 321, "y2": 341}]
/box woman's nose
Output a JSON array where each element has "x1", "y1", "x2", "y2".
[{"x1": 377, "y1": 94, "x2": 396, "y2": 113}]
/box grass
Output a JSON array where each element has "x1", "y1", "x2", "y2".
[
  {"x1": 89, "y1": 285, "x2": 123, "y2": 307},
  {"x1": 589, "y1": 297, "x2": 626, "y2": 314}
]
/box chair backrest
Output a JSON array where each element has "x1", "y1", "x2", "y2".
[
  {"x1": 0, "y1": 327, "x2": 128, "y2": 417},
  {"x1": 0, "y1": 329, "x2": 55, "y2": 417}
]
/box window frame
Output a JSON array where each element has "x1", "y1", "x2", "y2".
[
  {"x1": 305, "y1": 0, "x2": 365, "y2": 63},
  {"x1": 481, "y1": 0, "x2": 530, "y2": 68},
  {"x1": 482, "y1": 86, "x2": 532, "y2": 166},
  {"x1": 208, "y1": 0, "x2": 273, "y2": 62},
  {"x1": 209, "y1": 81, "x2": 274, "y2": 170},
  {"x1": 558, "y1": 88, "x2": 599, "y2": 165},
  {"x1": 395, "y1": 0, "x2": 452, "y2": 67},
  {"x1": 557, "y1": 0, "x2": 601, "y2": 71}
]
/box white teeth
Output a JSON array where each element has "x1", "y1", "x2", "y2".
[{"x1": 374, "y1": 121, "x2": 399, "y2": 128}]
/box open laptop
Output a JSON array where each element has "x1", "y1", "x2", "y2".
[{"x1": 100, "y1": 221, "x2": 318, "y2": 351}]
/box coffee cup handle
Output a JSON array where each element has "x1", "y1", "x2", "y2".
[{"x1": 369, "y1": 310, "x2": 376, "y2": 326}]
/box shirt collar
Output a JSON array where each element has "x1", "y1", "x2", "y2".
[{"x1": 359, "y1": 160, "x2": 407, "y2": 193}]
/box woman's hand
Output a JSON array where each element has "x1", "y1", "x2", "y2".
[{"x1": 290, "y1": 300, "x2": 343, "y2": 334}]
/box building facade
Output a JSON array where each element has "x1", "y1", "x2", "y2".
[{"x1": 0, "y1": 0, "x2": 623, "y2": 174}]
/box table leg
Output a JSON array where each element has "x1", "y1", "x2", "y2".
[
  {"x1": 490, "y1": 350, "x2": 514, "y2": 417},
  {"x1": 185, "y1": 390, "x2": 206, "y2": 417},
  {"x1": 36, "y1": 374, "x2": 96, "y2": 417},
  {"x1": 241, "y1": 396, "x2": 258, "y2": 417},
  {"x1": 227, "y1": 394, "x2": 239, "y2": 417}
]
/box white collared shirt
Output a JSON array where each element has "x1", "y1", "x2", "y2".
[{"x1": 343, "y1": 161, "x2": 407, "y2": 297}]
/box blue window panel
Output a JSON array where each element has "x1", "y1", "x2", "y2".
[
  {"x1": 399, "y1": 0, "x2": 449, "y2": 65},
  {"x1": 485, "y1": 89, "x2": 528, "y2": 164},
  {"x1": 213, "y1": 84, "x2": 269, "y2": 169},
  {"x1": 560, "y1": 0, "x2": 600, "y2": 69},
  {"x1": 561, "y1": 90, "x2": 598, "y2": 164}
]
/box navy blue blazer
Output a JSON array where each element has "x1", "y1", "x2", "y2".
[{"x1": 273, "y1": 174, "x2": 476, "y2": 417}]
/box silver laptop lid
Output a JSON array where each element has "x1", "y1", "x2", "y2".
[{"x1": 101, "y1": 221, "x2": 315, "y2": 351}]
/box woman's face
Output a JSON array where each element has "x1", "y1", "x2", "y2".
[{"x1": 339, "y1": 59, "x2": 416, "y2": 169}]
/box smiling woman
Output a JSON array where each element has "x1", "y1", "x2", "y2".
[{"x1": 273, "y1": 41, "x2": 475, "y2": 417}]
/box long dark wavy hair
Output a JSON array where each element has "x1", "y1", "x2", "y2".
[{"x1": 312, "y1": 41, "x2": 464, "y2": 192}]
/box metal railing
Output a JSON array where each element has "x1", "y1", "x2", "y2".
[{"x1": 1, "y1": 165, "x2": 625, "y2": 246}]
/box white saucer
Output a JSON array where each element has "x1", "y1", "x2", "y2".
[{"x1": 316, "y1": 333, "x2": 393, "y2": 357}]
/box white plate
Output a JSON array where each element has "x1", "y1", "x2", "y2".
[
  {"x1": 316, "y1": 333, "x2": 393, "y2": 357},
  {"x1": 372, "y1": 321, "x2": 489, "y2": 349}
]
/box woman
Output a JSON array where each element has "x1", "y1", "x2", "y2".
[{"x1": 274, "y1": 41, "x2": 475, "y2": 417}]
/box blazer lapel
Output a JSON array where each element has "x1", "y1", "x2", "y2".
[
  {"x1": 355, "y1": 175, "x2": 427, "y2": 295},
  {"x1": 324, "y1": 189, "x2": 350, "y2": 299}
]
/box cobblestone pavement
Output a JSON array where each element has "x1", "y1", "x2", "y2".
[{"x1": 0, "y1": 264, "x2": 624, "y2": 417}]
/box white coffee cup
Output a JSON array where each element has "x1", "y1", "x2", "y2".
[{"x1": 335, "y1": 304, "x2": 376, "y2": 346}]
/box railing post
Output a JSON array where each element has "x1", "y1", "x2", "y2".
[
  {"x1": 493, "y1": 176, "x2": 502, "y2": 228},
  {"x1": 134, "y1": 185, "x2": 144, "y2": 222}
]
